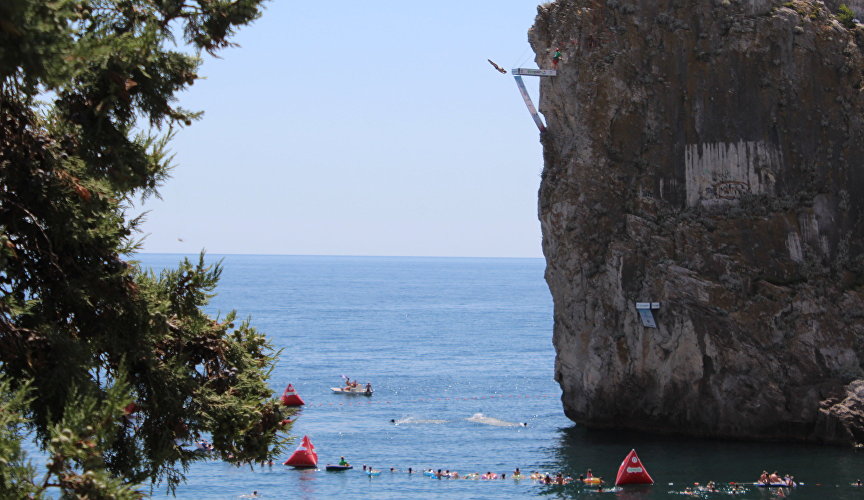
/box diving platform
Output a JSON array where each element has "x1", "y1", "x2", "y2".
[{"x1": 511, "y1": 68, "x2": 556, "y2": 132}]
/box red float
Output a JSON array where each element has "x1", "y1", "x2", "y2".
[
  {"x1": 283, "y1": 435, "x2": 318, "y2": 468},
  {"x1": 615, "y1": 449, "x2": 654, "y2": 486},
  {"x1": 280, "y1": 383, "x2": 305, "y2": 406}
]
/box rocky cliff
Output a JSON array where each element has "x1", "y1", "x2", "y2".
[{"x1": 532, "y1": 0, "x2": 864, "y2": 444}]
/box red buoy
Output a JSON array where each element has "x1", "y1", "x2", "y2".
[
  {"x1": 615, "y1": 449, "x2": 654, "y2": 486},
  {"x1": 283, "y1": 435, "x2": 318, "y2": 468},
  {"x1": 280, "y1": 383, "x2": 305, "y2": 406}
]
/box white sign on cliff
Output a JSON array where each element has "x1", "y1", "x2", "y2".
[{"x1": 635, "y1": 302, "x2": 660, "y2": 328}]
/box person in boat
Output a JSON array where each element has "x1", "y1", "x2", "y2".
[
  {"x1": 586, "y1": 468, "x2": 594, "y2": 478},
  {"x1": 407, "y1": 467, "x2": 413, "y2": 474},
  {"x1": 759, "y1": 471, "x2": 769, "y2": 484},
  {"x1": 856, "y1": 478, "x2": 863, "y2": 486},
  {"x1": 339, "y1": 456, "x2": 349, "y2": 466},
  {"x1": 768, "y1": 471, "x2": 781, "y2": 484},
  {"x1": 365, "y1": 382, "x2": 372, "y2": 394},
  {"x1": 555, "y1": 473, "x2": 565, "y2": 485},
  {"x1": 706, "y1": 481, "x2": 717, "y2": 492},
  {"x1": 784, "y1": 475, "x2": 795, "y2": 487}
]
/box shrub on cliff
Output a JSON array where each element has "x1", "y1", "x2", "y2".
[
  {"x1": 838, "y1": 4, "x2": 857, "y2": 28},
  {"x1": 0, "y1": 0, "x2": 290, "y2": 496}
]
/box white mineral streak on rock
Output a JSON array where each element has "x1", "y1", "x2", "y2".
[
  {"x1": 684, "y1": 141, "x2": 780, "y2": 207},
  {"x1": 787, "y1": 232, "x2": 804, "y2": 262}
]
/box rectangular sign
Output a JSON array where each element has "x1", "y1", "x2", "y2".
[
  {"x1": 512, "y1": 68, "x2": 557, "y2": 77},
  {"x1": 637, "y1": 309, "x2": 657, "y2": 329}
]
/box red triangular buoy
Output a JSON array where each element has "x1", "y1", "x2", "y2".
[
  {"x1": 283, "y1": 435, "x2": 318, "y2": 468},
  {"x1": 280, "y1": 383, "x2": 305, "y2": 406},
  {"x1": 615, "y1": 449, "x2": 654, "y2": 486}
]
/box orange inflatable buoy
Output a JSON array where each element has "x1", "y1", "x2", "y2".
[
  {"x1": 283, "y1": 435, "x2": 317, "y2": 468},
  {"x1": 615, "y1": 449, "x2": 654, "y2": 486},
  {"x1": 280, "y1": 384, "x2": 305, "y2": 406}
]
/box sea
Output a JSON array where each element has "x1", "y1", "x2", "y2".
[{"x1": 105, "y1": 255, "x2": 864, "y2": 498}]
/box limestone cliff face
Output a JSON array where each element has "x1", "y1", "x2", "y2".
[{"x1": 532, "y1": 0, "x2": 864, "y2": 444}]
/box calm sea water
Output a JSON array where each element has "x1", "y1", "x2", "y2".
[{"x1": 130, "y1": 255, "x2": 864, "y2": 498}]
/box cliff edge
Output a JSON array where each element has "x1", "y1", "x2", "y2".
[{"x1": 532, "y1": 0, "x2": 864, "y2": 444}]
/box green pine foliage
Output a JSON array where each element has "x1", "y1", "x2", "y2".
[
  {"x1": 0, "y1": 0, "x2": 294, "y2": 496},
  {"x1": 839, "y1": 4, "x2": 857, "y2": 28}
]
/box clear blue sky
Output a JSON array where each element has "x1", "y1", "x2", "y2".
[{"x1": 137, "y1": 1, "x2": 548, "y2": 258}]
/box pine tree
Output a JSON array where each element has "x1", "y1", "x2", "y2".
[{"x1": 0, "y1": 1, "x2": 291, "y2": 496}]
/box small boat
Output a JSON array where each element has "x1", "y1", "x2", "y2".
[
  {"x1": 331, "y1": 386, "x2": 373, "y2": 396},
  {"x1": 615, "y1": 449, "x2": 654, "y2": 486},
  {"x1": 583, "y1": 477, "x2": 602, "y2": 485},
  {"x1": 325, "y1": 464, "x2": 353, "y2": 471},
  {"x1": 283, "y1": 435, "x2": 318, "y2": 468},
  {"x1": 755, "y1": 482, "x2": 796, "y2": 487}
]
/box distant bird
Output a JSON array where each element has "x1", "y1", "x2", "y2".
[
  {"x1": 177, "y1": 238, "x2": 184, "y2": 242},
  {"x1": 487, "y1": 59, "x2": 507, "y2": 74}
]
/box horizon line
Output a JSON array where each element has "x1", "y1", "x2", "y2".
[{"x1": 133, "y1": 252, "x2": 546, "y2": 260}]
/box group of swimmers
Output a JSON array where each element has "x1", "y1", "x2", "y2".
[
  {"x1": 758, "y1": 470, "x2": 797, "y2": 487},
  {"x1": 195, "y1": 439, "x2": 214, "y2": 452},
  {"x1": 676, "y1": 481, "x2": 747, "y2": 496},
  {"x1": 352, "y1": 464, "x2": 594, "y2": 485}
]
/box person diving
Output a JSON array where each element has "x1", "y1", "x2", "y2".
[{"x1": 487, "y1": 59, "x2": 507, "y2": 74}]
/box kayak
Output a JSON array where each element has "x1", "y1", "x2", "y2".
[{"x1": 325, "y1": 465, "x2": 352, "y2": 471}]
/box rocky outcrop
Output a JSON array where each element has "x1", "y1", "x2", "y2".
[{"x1": 532, "y1": 0, "x2": 864, "y2": 444}]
